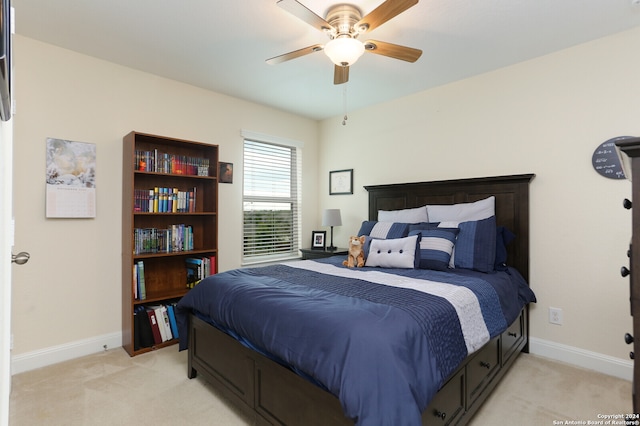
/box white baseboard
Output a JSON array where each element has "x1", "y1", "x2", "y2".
[
  {"x1": 9, "y1": 333, "x2": 634, "y2": 381},
  {"x1": 529, "y1": 337, "x2": 633, "y2": 381},
  {"x1": 10, "y1": 331, "x2": 122, "y2": 375}
]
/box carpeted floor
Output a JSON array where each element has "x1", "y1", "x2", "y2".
[
  {"x1": 9, "y1": 346, "x2": 632, "y2": 425},
  {"x1": 470, "y1": 353, "x2": 632, "y2": 425}
]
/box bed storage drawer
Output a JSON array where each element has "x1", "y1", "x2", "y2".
[
  {"x1": 502, "y1": 312, "x2": 525, "y2": 364},
  {"x1": 466, "y1": 337, "x2": 500, "y2": 408},
  {"x1": 423, "y1": 368, "x2": 465, "y2": 426}
]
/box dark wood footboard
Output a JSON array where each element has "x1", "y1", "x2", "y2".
[{"x1": 188, "y1": 308, "x2": 529, "y2": 426}]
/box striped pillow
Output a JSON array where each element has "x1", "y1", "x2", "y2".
[
  {"x1": 440, "y1": 216, "x2": 497, "y2": 273},
  {"x1": 357, "y1": 221, "x2": 409, "y2": 239},
  {"x1": 410, "y1": 228, "x2": 459, "y2": 271}
]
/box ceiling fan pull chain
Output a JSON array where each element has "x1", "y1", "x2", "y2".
[{"x1": 342, "y1": 84, "x2": 348, "y2": 126}]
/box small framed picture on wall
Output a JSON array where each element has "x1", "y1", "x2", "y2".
[
  {"x1": 311, "y1": 231, "x2": 326, "y2": 250},
  {"x1": 329, "y1": 169, "x2": 353, "y2": 195},
  {"x1": 219, "y1": 162, "x2": 233, "y2": 183}
]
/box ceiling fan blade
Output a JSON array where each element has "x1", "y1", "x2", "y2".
[
  {"x1": 334, "y1": 65, "x2": 349, "y2": 85},
  {"x1": 266, "y1": 44, "x2": 324, "y2": 65},
  {"x1": 356, "y1": 0, "x2": 418, "y2": 33},
  {"x1": 364, "y1": 40, "x2": 422, "y2": 62},
  {"x1": 277, "y1": 0, "x2": 334, "y2": 32}
]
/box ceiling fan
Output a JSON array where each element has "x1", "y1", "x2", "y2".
[{"x1": 266, "y1": 0, "x2": 423, "y2": 85}]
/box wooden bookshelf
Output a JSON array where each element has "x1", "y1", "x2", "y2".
[{"x1": 122, "y1": 131, "x2": 218, "y2": 356}]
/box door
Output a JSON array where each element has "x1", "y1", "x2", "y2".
[{"x1": 0, "y1": 118, "x2": 12, "y2": 426}]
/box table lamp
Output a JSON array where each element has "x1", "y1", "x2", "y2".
[{"x1": 322, "y1": 209, "x2": 342, "y2": 250}]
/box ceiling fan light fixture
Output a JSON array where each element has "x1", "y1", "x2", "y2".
[{"x1": 324, "y1": 37, "x2": 365, "y2": 66}]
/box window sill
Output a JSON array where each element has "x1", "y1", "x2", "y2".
[{"x1": 241, "y1": 254, "x2": 301, "y2": 268}]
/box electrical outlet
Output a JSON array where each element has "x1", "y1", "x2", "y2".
[{"x1": 549, "y1": 307, "x2": 563, "y2": 325}]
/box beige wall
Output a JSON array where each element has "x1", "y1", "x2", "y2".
[
  {"x1": 10, "y1": 36, "x2": 319, "y2": 355},
  {"x1": 10, "y1": 26, "x2": 640, "y2": 369},
  {"x1": 318, "y1": 27, "x2": 640, "y2": 362}
]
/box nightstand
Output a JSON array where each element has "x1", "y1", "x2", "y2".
[{"x1": 300, "y1": 247, "x2": 348, "y2": 260}]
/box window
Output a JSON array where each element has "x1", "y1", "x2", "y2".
[{"x1": 242, "y1": 133, "x2": 302, "y2": 264}]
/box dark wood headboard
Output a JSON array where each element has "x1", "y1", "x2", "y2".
[{"x1": 364, "y1": 174, "x2": 535, "y2": 281}]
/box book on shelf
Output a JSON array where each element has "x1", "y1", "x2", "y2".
[
  {"x1": 146, "y1": 308, "x2": 162, "y2": 345},
  {"x1": 134, "y1": 186, "x2": 196, "y2": 213},
  {"x1": 211, "y1": 255, "x2": 217, "y2": 275},
  {"x1": 185, "y1": 255, "x2": 216, "y2": 288},
  {"x1": 135, "y1": 149, "x2": 210, "y2": 176},
  {"x1": 189, "y1": 187, "x2": 196, "y2": 213},
  {"x1": 133, "y1": 224, "x2": 194, "y2": 255},
  {"x1": 133, "y1": 307, "x2": 140, "y2": 350},
  {"x1": 153, "y1": 306, "x2": 168, "y2": 342},
  {"x1": 150, "y1": 305, "x2": 173, "y2": 342},
  {"x1": 185, "y1": 257, "x2": 203, "y2": 288},
  {"x1": 135, "y1": 261, "x2": 146, "y2": 300},
  {"x1": 167, "y1": 304, "x2": 179, "y2": 339},
  {"x1": 134, "y1": 302, "x2": 180, "y2": 349},
  {"x1": 133, "y1": 264, "x2": 138, "y2": 300},
  {"x1": 134, "y1": 305, "x2": 154, "y2": 350},
  {"x1": 161, "y1": 305, "x2": 173, "y2": 340}
]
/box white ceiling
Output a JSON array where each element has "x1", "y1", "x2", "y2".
[{"x1": 13, "y1": 0, "x2": 640, "y2": 120}]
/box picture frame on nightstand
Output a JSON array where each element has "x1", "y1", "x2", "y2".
[{"x1": 311, "y1": 231, "x2": 326, "y2": 250}]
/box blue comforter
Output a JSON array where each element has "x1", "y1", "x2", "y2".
[{"x1": 176, "y1": 257, "x2": 536, "y2": 426}]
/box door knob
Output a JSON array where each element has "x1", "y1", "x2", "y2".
[
  {"x1": 11, "y1": 252, "x2": 30, "y2": 265},
  {"x1": 626, "y1": 333, "x2": 634, "y2": 344}
]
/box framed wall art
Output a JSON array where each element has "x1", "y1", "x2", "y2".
[
  {"x1": 329, "y1": 169, "x2": 353, "y2": 195},
  {"x1": 219, "y1": 162, "x2": 233, "y2": 183}
]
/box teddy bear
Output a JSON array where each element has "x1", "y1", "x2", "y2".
[{"x1": 343, "y1": 235, "x2": 366, "y2": 268}]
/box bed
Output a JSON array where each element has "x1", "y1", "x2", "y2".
[{"x1": 175, "y1": 173, "x2": 535, "y2": 426}]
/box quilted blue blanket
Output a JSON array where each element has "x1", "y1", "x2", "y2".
[{"x1": 176, "y1": 257, "x2": 535, "y2": 426}]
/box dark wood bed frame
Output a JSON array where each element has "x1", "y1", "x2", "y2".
[{"x1": 187, "y1": 173, "x2": 535, "y2": 426}]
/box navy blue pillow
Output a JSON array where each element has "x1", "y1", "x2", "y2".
[
  {"x1": 495, "y1": 226, "x2": 516, "y2": 271},
  {"x1": 408, "y1": 222, "x2": 440, "y2": 232},
  {"x1": 409, "y1": 228, "x2": 459, "y2": 271},
  {"x1": 453, "y1": 216, "x2": 497, "y2": 273}
]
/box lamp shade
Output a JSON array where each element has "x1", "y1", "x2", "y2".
[
  {"x1": 324, "y1": 37, "x2": 365, "y2": 67},
  {"x1": 322, "y1": 209, "x2": 342, "y2": 227}
]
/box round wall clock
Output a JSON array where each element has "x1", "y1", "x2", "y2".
[{"x1": 591, "y1": 136, "x2": 630, "y2": 179}]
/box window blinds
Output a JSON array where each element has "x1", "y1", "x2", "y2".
[{"x1": 242, "y1": 138, "x2": 302, "y2": 263}]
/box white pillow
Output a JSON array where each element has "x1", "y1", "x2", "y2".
[
  {"x1": 427, "y1": 196, "x2": 495, "y2": 223},
  {"x1": 377, "y1": 206, "x2": 428, "y2": 223},
  {"x1": 365, "y1": 235, "x2": 418, "y2": 269}
]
